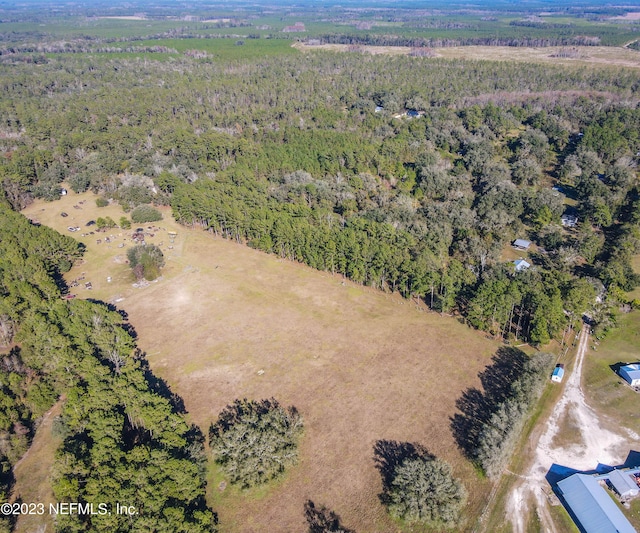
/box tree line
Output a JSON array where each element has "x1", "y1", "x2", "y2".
[
  {"x1": 314, "y1": 33, "x2": 607, "y2": 48},
  {"x1": 451, "y1": 348, "x2": 553, "y2": 478}
]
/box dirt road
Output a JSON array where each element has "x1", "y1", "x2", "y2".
[{"x1": 506, "y1": 325, "x2": 640, "y2": 532}]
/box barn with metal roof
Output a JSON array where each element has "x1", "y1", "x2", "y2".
[{"x1": 557, "y1": 473, "x2": 636, "y2": 533}]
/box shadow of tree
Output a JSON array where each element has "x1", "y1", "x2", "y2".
[
  {"x1": 373, "y1": 440, "x2": 434, "y2": 504},
  {"x1": 304, "y1": 500, "x2": 355, "y2": 533},
  {"x1": 450, "y1": 346, "x2": 529, "y2": 459}
]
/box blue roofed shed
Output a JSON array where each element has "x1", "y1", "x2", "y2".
[
  {"x1": 514, "y1": 259, "x2": 531, "y2": 272},
  {"x1": 557, "y1": 473, "x2": 636, "y2": 533},
  {"x1": 551, "y1": 365, "x2": 564, "y2": 383}
]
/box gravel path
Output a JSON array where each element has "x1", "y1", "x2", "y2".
[{"x1": 506, "y1": 325, "x2": 640, "y2": 532}]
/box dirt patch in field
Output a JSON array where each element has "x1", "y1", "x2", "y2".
[
  {"x1": 295, "y1": 42, "x2": 640, "y2": 69},
  {"x1": 22, "y1": 191, "x2": 501, "y2": 532},
  {"x1": 549, "y1": 406, "x2": 585, "y2": 451}
]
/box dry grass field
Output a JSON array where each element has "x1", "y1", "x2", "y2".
[
  {"x1": 294, "y1": 42, "x2": 640, "y2": 69},
  {"x1": 21, "y1": 190, "x2": 504, "y2": 532}
]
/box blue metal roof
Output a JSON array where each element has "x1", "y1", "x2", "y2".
[
  {"x1": 552, "y1": 366, "x2": 565, "y2": 378},
  {"x1": 620, "y1": 364, "x2": 640, "y2": 383},
  {"x1": 558, "y1": 473, "x2": 636, "y2": 533},
  {"x1": 609, "y1": 470, "x2": 639, "y2": 498}
]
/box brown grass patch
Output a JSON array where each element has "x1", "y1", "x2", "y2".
[
  {"x1": 549, "y1": 406, "x2": 585, "y2": 450},
  {"x1": 22, "y1": 190, "x2": 502, "y2": 532}
]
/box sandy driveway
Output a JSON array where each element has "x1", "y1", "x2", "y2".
[{"x1": 506, "y1": 325, "x2": 640, "y2": 532}]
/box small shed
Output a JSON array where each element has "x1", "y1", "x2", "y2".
[
  {"x1": 514, "y1": 259, "x2": 531, "y2": 272},
  {"x1": 513, "y1": 239, "x2": 531, "y2": 250},
  {"x1": 619, "y1": 364, "x2": 640, "y2": 387},
  {"x1": 551, "y1": 364, "x2": 565, "y2": 383},
  {"x1": 609, "y1": 470, "x2": 639, "y2": 499}
]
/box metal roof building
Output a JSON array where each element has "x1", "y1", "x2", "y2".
[
  {"x1": 514, "y1": 259, "x2": 531, "y2": 272},
  {"x1": 609, "y1": 470, "x2": 640, "y2": 499},
  {"x1": 557, "y1": 473, "x2": 636, "y2": 533},
  {"x1": 513, "y1": 238, "x2": 531, "y2": 250},
  {"x1": 620, "y1": 364, "x2": 640, "y2": 387}
]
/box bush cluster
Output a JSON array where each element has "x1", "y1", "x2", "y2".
[
  {"x1": 126, "y1": 244, "x2": 165, "y2": 281},
  {"x1": 131, "y1": 204, "x2": 162, "y2": 223}
]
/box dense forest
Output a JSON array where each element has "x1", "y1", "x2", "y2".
[
  {"x1": 1, "y1": 51, "x2": 639, "y2": 346},
  {"x1": 0, "y1": 202, "x2": 215, "y2": 531}
]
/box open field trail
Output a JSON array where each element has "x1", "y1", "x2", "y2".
[{"x1": 506, "y1": 325, "x2": 640, "y2": 533}]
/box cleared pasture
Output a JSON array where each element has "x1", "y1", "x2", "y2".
[
  {"x1": 22, "y1": 191, "x2": 502, "y2": 532},
  {"x1": 295, "y1": 43, "x2": 640, "y2": 69}
]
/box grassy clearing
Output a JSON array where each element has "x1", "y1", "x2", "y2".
[
  {"x1": 437, "y1": 46, "x2": 640, "y2": 69},
  {"x1": 296, "y1": 43, "x2": 640, "y2": 69},
  {"x1": 24, "y1": 194, "x2": 147, "y2": 302},
  {"x1": 500, "y1": 243, "x2": 532, "y2": 264},
  {"x1": 623, "y1": 498, "x2": 640, "y2": 529},
  {"x1": 584, "y1": 309, "x2": 640, "y2": 435},
  {"x1": 22, "y1": 190, "x2": 502, "y2": 532},
  {"x1": 547, "y1": 503, "x2": 580, "y2": 532}
]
